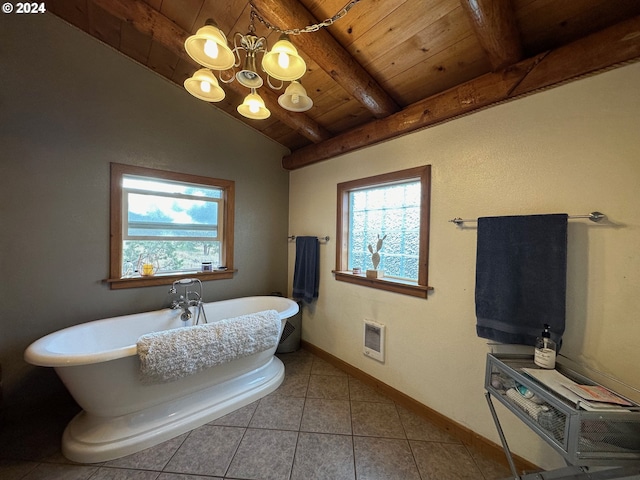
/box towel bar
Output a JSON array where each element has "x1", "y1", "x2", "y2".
[
  {"x1": 449, "y1": 211, "x2": 605, "y2": 226},
  {"x1": 288, "y1": 235, "x2": 330, "y2": 243}
]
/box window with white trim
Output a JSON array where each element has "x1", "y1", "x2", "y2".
[
  {"x1": 335, "y1": 165, "x2": 432, "y2": 298},
  {"x1": 109, "y1": 163, "x2": 235, "y2": 289}
]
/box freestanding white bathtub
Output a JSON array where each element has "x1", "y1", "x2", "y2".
[{"x1": 24, "y1": 295, "x2": 299, "y2": 463}]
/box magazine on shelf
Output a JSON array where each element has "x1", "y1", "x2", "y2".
[
  {"x1": 563, "y1": 384, "x2": 633, "y2": 406},
  {"x1": 521, "y1": 368, "x2": 633, "y2": 411}
]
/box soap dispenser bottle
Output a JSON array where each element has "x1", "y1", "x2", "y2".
[{"x1": 534, "y1": 324, "x2": 557, "y2": 369}]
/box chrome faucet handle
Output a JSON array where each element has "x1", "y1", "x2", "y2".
[{"x1": 167, "y1": 279, "x2": 203, "y2": 312}]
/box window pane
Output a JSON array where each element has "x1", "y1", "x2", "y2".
[
  {"x1": 122, "y1": 240, "x2": 220, "y2": 276},
  {"x1": 126, "y1": 192, "x2": 219, "y2": 239},
  {"x1": 352, "y1": 190, "x2": 368, "y2": 211},
  {"x1": 348, "y1": 180, "x2": 420, "y2": 280}
]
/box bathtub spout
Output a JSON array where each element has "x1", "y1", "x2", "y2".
[
  {"x1": 169, "y1": 295, "x2": 194, "y2": 322},
  {"x1": 180, "y1": 300, "x2": 192, "y2": 322}
]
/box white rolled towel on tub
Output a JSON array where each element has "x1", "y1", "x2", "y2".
[{"x1": 137, "y1": 309, "x2": 281, "y2": 384}]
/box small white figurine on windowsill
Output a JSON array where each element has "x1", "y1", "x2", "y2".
[{"x1": 366, "y1": 234, "x2": 386, "y2": 279}]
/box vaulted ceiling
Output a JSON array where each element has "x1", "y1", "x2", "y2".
[{"x1": 48, "y1": 0, "x2": 640, "y2": 169}]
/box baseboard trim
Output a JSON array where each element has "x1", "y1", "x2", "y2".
[{"x1": 301, "y1": 340, "x2": 539, "y2": 474}]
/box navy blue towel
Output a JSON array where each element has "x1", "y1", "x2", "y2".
[
  {"x1": 475, "y1": 214, "x2": 568, "y2": 348},
  {"x1": 292, "y1": 236, "x2": 320, "y2": 304}
]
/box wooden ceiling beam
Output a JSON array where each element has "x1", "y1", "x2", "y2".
[
  {"x1": 256, "y1": 0, "x2": 400, "y2": 119},
  {"x1": 282, "y1": 15, "x2": 640, "y2": 170},
  {"x1": 90, "y1": 0, "x2": 330, "y2": 144},
  {"x1": 460, "y1": 0, "x2": 523, "y2": 71},
  {"x1": 258, "y1": 88, "x2": 333, "y2": 143},
  {"x1": 510, "y1": 15, "x2": 640, "y2": 95},
  {"x1": 282, "y1": 57, "x2": 541, "y2": 170}
]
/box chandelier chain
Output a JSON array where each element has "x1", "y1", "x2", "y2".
[{"x1": 249, "y1": 0, "x2": 362, "y2": 35}]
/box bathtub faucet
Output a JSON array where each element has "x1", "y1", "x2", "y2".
[{"x1": 169, "y1": 278, "x2": 206, "y2": 323}]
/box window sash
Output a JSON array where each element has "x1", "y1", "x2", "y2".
[{"x1": 122, "y1": 188, "x2": 222, "y2": 242}]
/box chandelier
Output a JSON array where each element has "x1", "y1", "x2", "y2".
[{"x1": 183, "y1": 0, "x2": 361, "y2": 120}]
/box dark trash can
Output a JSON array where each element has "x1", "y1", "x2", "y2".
[{"x1": 277, "y1": 301, "x2": 302, "y2": 353}]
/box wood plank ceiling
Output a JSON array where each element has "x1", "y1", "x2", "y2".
[{"x1": 47, "y1": 0, "x2": 640, "y2": 169}]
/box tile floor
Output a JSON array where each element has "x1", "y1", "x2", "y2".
[{"x1": 0, "y1": 349, "x2": 513, "y2": 480}]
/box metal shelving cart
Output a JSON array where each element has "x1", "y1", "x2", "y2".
[{"x1": 484, "y1": 354, "x2": 640, "y2": 480}]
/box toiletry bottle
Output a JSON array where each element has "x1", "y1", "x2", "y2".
[{"x1": 534, "y1": 324, "x2": 557, "y2": 369}]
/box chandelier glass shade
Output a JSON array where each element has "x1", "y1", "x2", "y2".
[
  {"x1": 237, "y1": 89, "x2": 271, "y2": 120},
  {"x1": 184, "y1": 23, "x2": 235, "y2": 71},
  {"x1": 277, "y1": 80, "x2": 313, "y2": 112},
  {"x1": 183, "y1": 68, "x2": 226, "y2": 102},
  {"x1": 261, "y1": 36, "x2": 307, "y2": 81}
]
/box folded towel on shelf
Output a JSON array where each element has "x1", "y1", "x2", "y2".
[
  {"x1": 292, "y1": 236, "x2": 320, "y2": 304},
  {"x1": 137, "y1": 309, "x2": 281, "y2": 384},
  {"x1": 475, "y1": 214, "x2": 568, "y2": 348}
]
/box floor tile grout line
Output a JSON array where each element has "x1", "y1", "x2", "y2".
[
  {"x1": 394, "y1": 399, "x2": 426, "y2": 479},
  {"x1": 394, "y1": 401, "x2": 408, "y2": 438},
  {"x1": 349, "y1": 376, "x2": 356, "y2": 440},
  {"x1": 407, "y1": 437, "x2": 426, "y2": 480},
  {"x1": 291, "y1": 360, "x2": 311, "y2": 480},
  {"x1": 158, "y1": 427, "x2": 192, "y2": 474},
  {"x1": 288, "y1": 423, "x2": 303, "y2": 480},
  {"x1": 288, "y1": 388, "x2": 309, "y2": 480},
  {"x1": 90, "y1": 464, "x2": 164, "y2": 479},
  {"x1": 350, "y1": 432, "x2": 358, "y2": 480},
  {"x1": 222, "y1": 425, "x2": 249, "y2": 479},
  {"x1": 463, "y1": 442, "x2": 491, "y2": 480},
  {"x1": 349, "y1": 389, "x2": 356, "y2": 479}
]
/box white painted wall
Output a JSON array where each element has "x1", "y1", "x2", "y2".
[{"x1": 288, "y1": 62, "x2": 640, "y2": 469}]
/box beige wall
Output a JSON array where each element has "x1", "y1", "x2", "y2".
[{"x1": 288, "y1": 62, "x2": 640, "y2": 469}]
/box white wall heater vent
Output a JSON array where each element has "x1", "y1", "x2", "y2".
[{"x1": 363, "y1": 319, "x2": 385, "y2": 362}]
